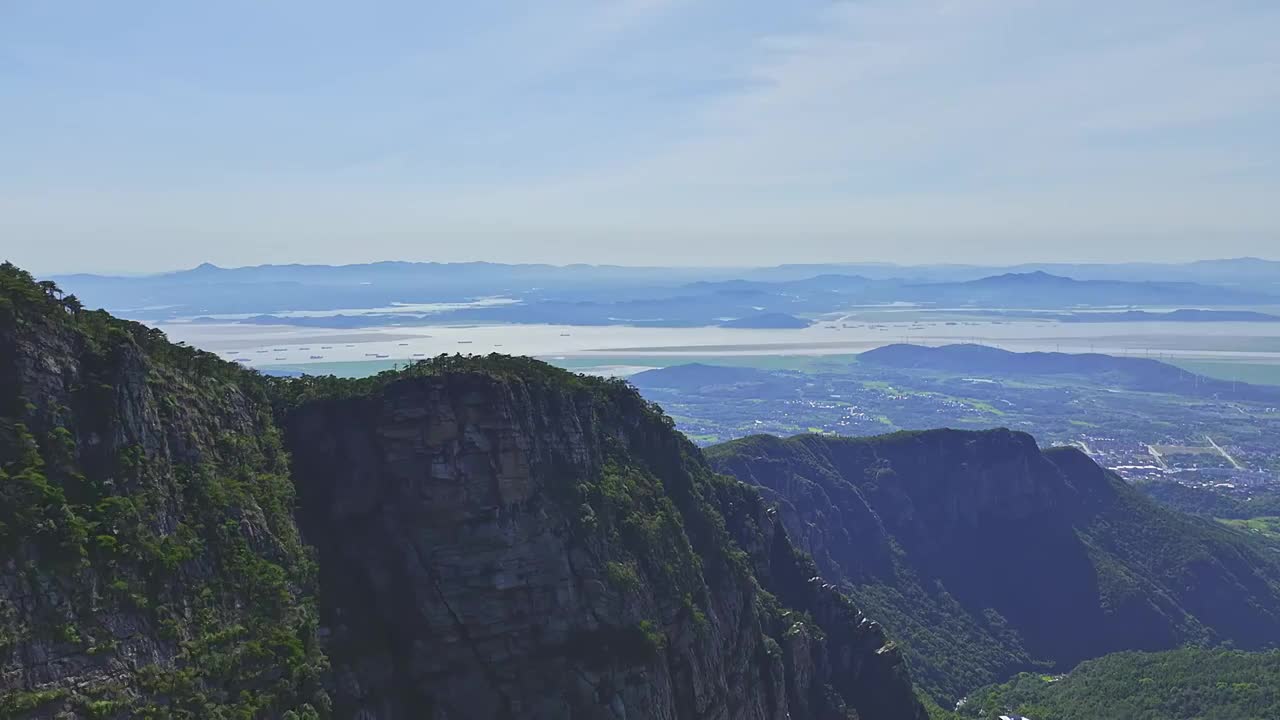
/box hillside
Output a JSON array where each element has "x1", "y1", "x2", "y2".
[
  {"x1": 1139, "y1": 481, "x2": 1280, "y2": 520},
  {"x1": 958, "y1": 647, "x2": 1280, "y2": 720},
  {"x1": 707, "y1": 429, "x2": 1280, "y2": 703},
  {"x1": 859, "y1": 343, "x2": 1280, "y2": 402},
  {"x1": 0, "y1": 263, "x2": 327, "y2": 716},
  {"x1": 0, "y1": 262, "x2": 926, "y2": 719}
]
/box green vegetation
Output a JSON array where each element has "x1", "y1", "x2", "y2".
[
  {"x1": 0, "y1": 263, "x2": 327, "y2": 717},
  {"x1": 709, "y1": 429, "x2": 1280, "y2": 708},
  {"x1": 564, "y1": 620, "x2": 667, "y2": 667},
  {"x1": 266, "y1": 351, "x2": 637, "y2": 411},
  {"x1": 1220, "y1": 516, "x2": 1280, "y2": 543},
  {"x1": 577, "y1": 459, "x2": 707, "y2": 602},
  {"x1": 958, "y1": 647, "x2": 1280, "y2": 720},
  {"x1": 843, "y1": 564, "x2": 1040, "y2": 702},
  {"x1": 1140, "y1": 481, "x2": 1280, "y2": 520}
]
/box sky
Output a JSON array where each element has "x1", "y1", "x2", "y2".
[{"x1": 2, "y1": 0, "x2": 1279, "y2": 273}]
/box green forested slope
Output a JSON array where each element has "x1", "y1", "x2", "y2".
[
  {"x1": 709, "y1": 430, "x2": 1280, "y2": 704},
  {"x1": 958, "y1": 647, "x2": 1280, "y2": 720},
  {"x1": 0, "y1": 262, "x2": 327, "y2": 717}
]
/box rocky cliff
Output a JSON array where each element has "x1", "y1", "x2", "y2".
[
  {"x1": 0, "y1": 263, "x2": 926, "y2": 719},
  {"x1": 0, "y1": 263, "x2": 327, "y2": 717},
  {"x1": 283, "y1": 358, "x2": 924, "y2": 719},
  {"x1": 708, "y1": 429, "x2": 1280, "y2": 703}
]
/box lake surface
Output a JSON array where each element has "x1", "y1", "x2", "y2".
[{"x1": 157, "y1": 318, "x2": 1280, "y2": 378}]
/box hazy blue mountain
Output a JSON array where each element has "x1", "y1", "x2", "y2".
[
  {"x1": 48, "y1": 261, "x2": 730, "y2": 318},
  {"x1": 743, "y1": 257, "x2": 1280, "y2": 289},
  {"x1": 1006, "y1": 257, "x2": 1280, "y2": 290},
  {"x1": 907, "y1": 271, "x2": 1272, "y2": 306},
  {"x1": 859, "y1": 344, "x2": 1280, "y2": 402},
  {"x1": 629, "y1": 363, "x2": 781, "y2": 391},
  {"x1": 47, "y1": 260, "x2": 1280, "y2": 323}
]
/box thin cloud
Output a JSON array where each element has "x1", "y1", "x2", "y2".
[{"x1": 1, "y1": 0, "x2": 1278, "y2": 271}]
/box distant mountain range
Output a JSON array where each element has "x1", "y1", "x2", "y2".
[
  {"x1": 46, "y1": 259, "x2": 1280, "y2": 325},
  {"x1": 741, "y1": 256, "x2": 1280, "y2": 289},
  {"x1": 904, "y1": 270, "x2": 1273, "y2": 307}
]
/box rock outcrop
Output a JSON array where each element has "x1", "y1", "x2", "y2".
[
  {"x1": 285, "y1": 360, "x2": 924, "y2": 719},
  {"x1": 0, "y1": 263, "x2": 326, "y2": 716}
]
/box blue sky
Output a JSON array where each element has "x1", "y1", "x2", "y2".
[{"x1": 2, "y1": 0, "x2": 1278, "y2": 272}]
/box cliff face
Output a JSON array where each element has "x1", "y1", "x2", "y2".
[
  {"x1": 0, "y1": 263, "x2": 927, "y2": 719},
  {"x1": 709, "y1": 429, "x2": 1280, "y2": 703},
  {"x1": 284, "y1": 361, "x2": 924, "y2": 720},
  {"x1": 0, "y1": 264, "x2": 326, "y2": 717}
]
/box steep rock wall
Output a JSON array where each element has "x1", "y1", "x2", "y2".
[{"x1": 285, "y1": 365, "x2": 924, "y2": 720}]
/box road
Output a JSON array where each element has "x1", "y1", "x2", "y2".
[
  {"x1": 1146, "y1": 444, "x2": 1169, "y2": 471},
  {"x1": 1205, "y1": 435, "x2": 1244, "y2": 470}
]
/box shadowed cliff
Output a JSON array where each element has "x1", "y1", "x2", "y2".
[
  {"x1": 282, "y1": 358, "x2": 925, "y2": 719},
  {"x1": 709, "y1": 429, "x2": 1280, "y2": 703}
]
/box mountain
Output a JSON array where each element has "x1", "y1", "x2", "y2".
[
  {"x1": 741, "y1": 258, "x2": 1280, "y2": 290},
  {"x1": 707, "y1": 429, "x2": 1280, "y2": 704},
  {"x1": 0, "y1": 264, "x2": 327, "y2": 716},
  {"x1": 629, "y1": 364, "x2": 803, "y2": 404},
  {"x1": 630, "y1": 363, "x2": 780, "y2": 391},
  {"x1": 907, "y1": 271, "x2": 1273, "y2": 307},
  {"x1": 281, "y1": 358, "x2": 923, "y2": 719},
  {"x1": 1008, "y1": 257, "x2": 1280, "y2": 291},
  {"x1": 859, "y1": 343, "x2": 1280, "y2": 403},
  {"x1": 46, "y1": 262, "x2": 725, "y2": 319},
  {"x1": 687, "y1": 274, "x2": 881, "y2": 294},
  {"x1": 51, "y1": 260, "x2": 1280, "y2": 326},
  {"x1": 684, "y1": 271, "x2": 1276, "y2": 310},
  {"x1": 0, "y1": 262, "x2": 926, "y2": 719},
  {"x1": 958, "y1": 647, "x2": 1280, "y2": 720}
]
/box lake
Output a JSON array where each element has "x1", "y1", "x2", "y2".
[{"x1": 157, "y1": 317, "x2": 1280, "y2": 379}]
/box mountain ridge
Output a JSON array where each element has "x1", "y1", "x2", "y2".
[
  {"x1": 708, "y1": 428, "x2": 1280, "y2": 703},
  {"x1": 0, "y1": 262, "x2": 926, "y2": 719},
  {"x1": 47, "y1": 261, "x2": 1280, "y2": 323}
]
